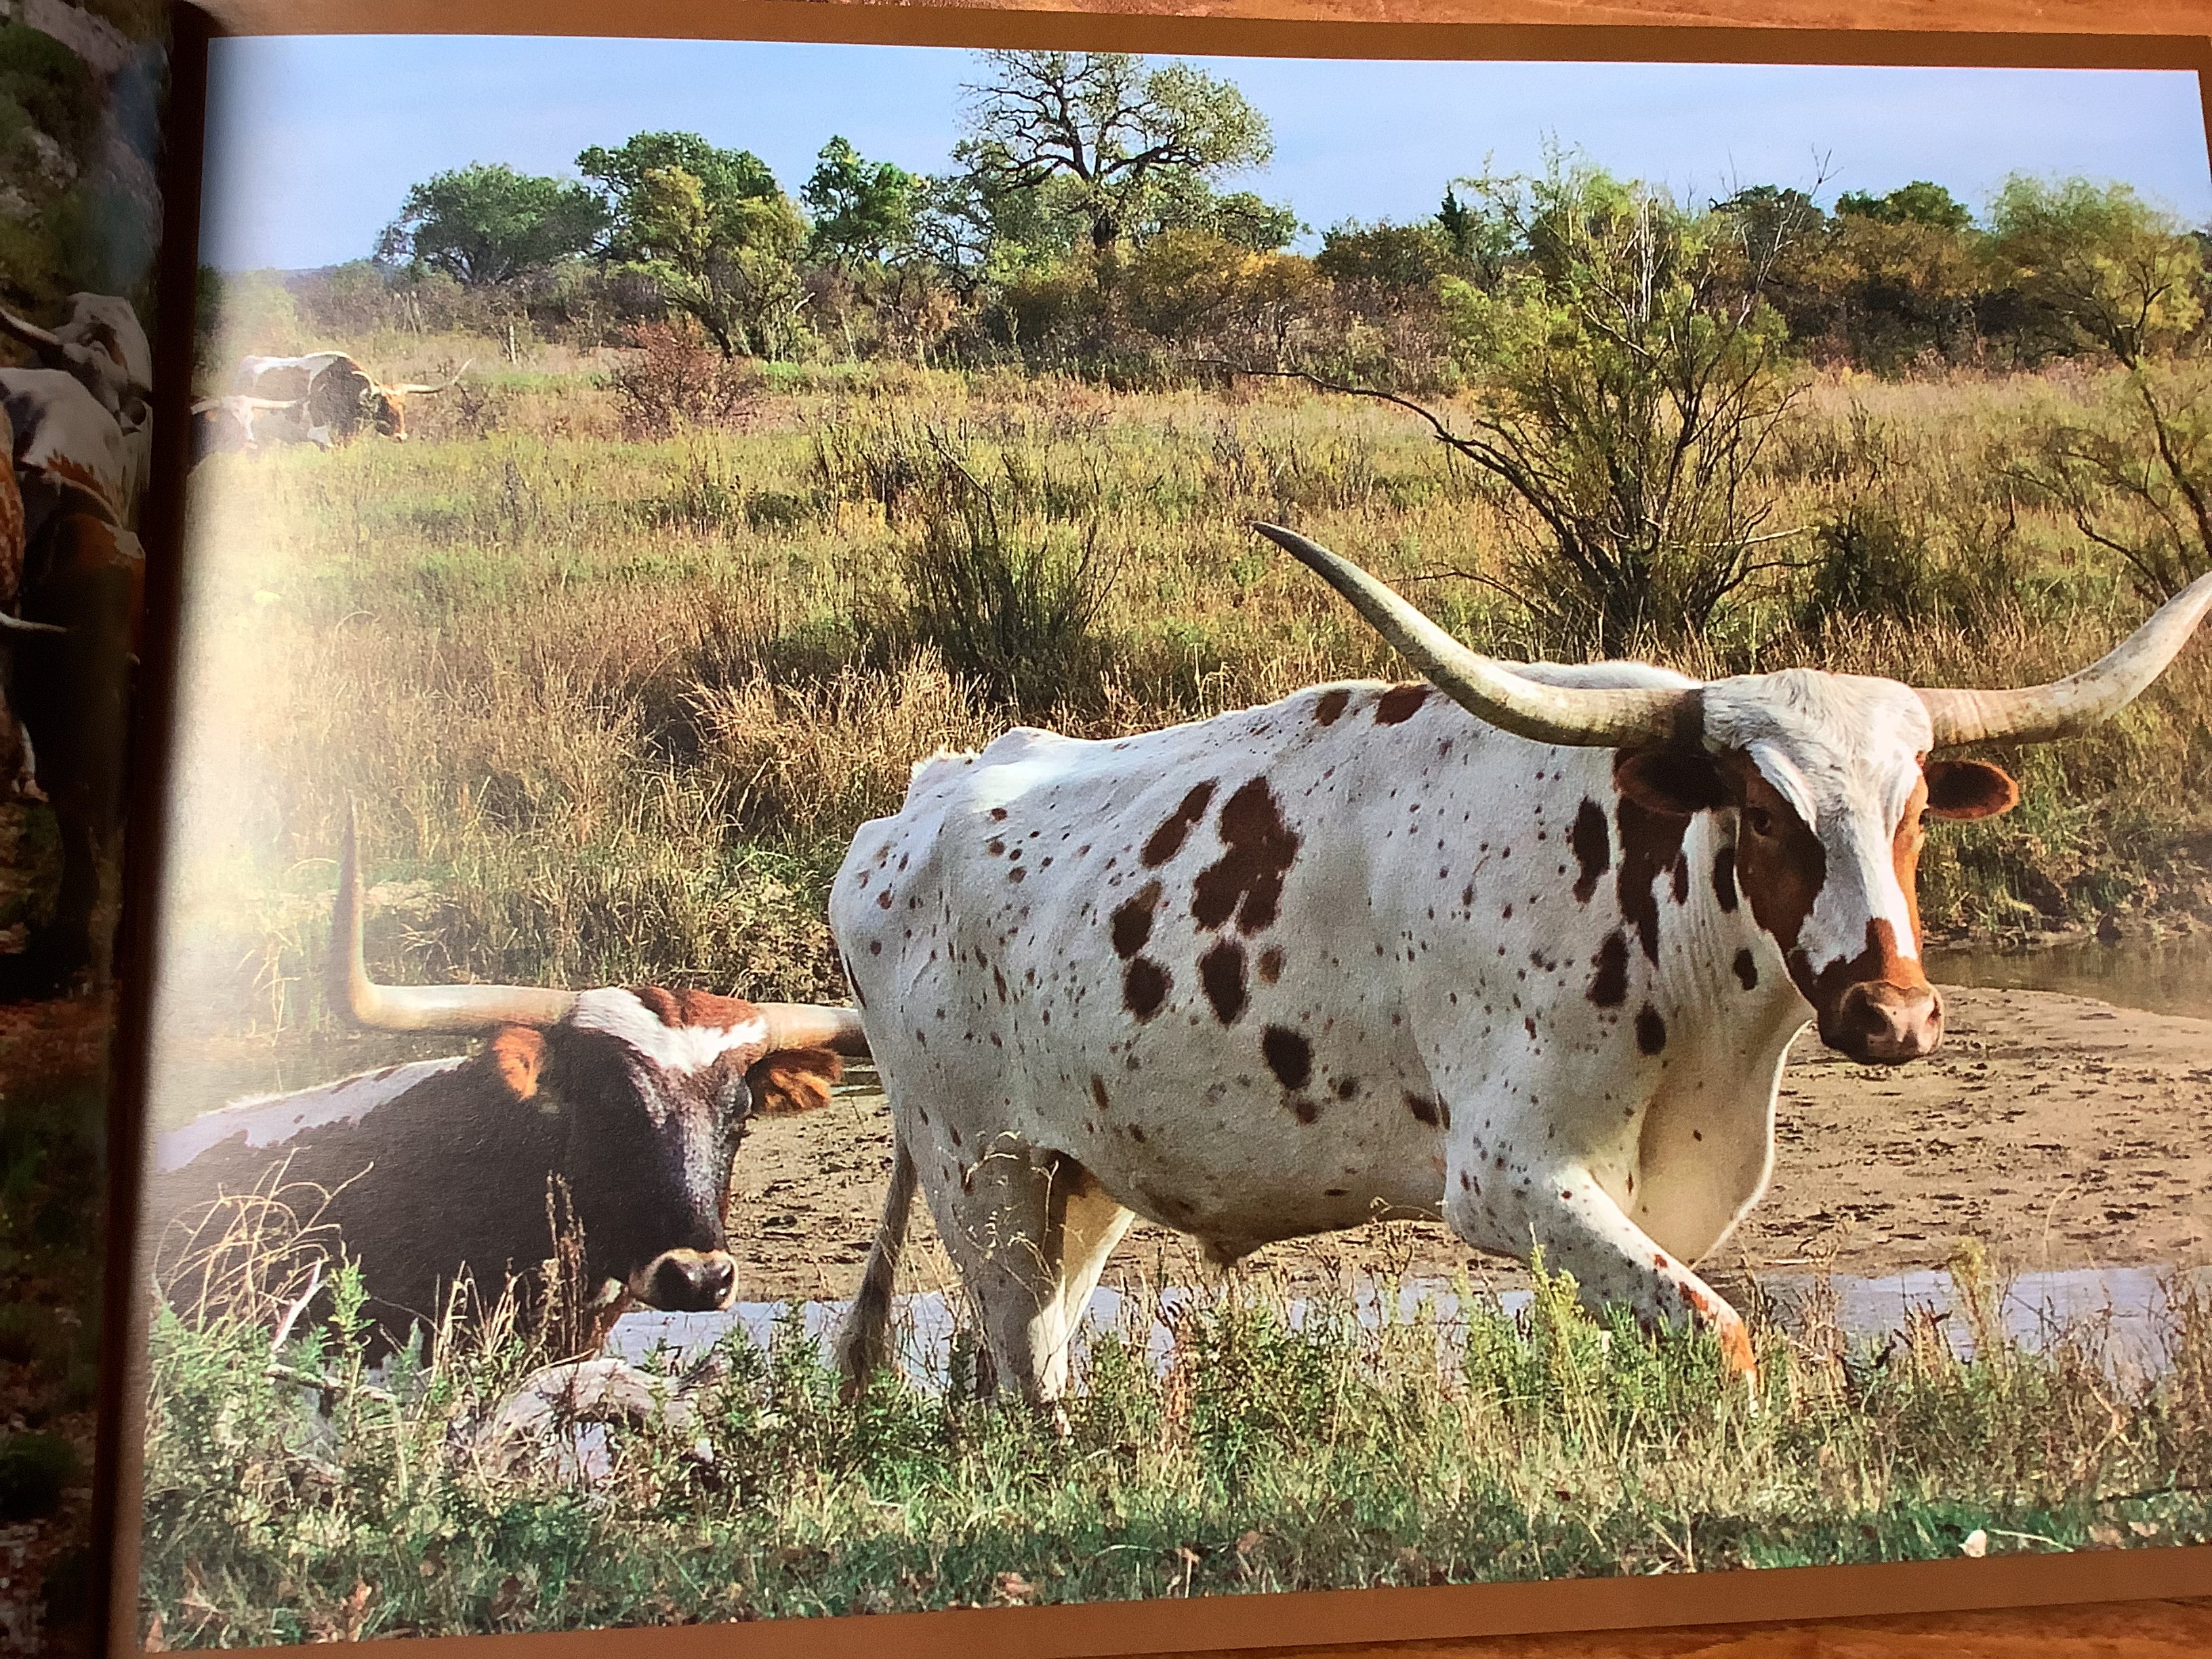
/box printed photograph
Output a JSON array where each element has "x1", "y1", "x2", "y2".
[
  {"x1": 140, "y1": 34, "x2": 2212, "y2": 1646},
  {"x1": 0, "y1": 2, "x2": 169, "y2": 1654}
]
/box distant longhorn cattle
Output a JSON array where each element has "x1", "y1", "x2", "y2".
[
  {"x1": 0, "y1": 368, "x2": 142, "y2": 989},
  {"x1": 830, "y1": 523, "x2": 2212, "y2": 1406},
  {"x1": 230, "y1": 352, "x2": 470, "y2": 445},
  {"x1": 1, "y1": 295, "x2": 154, "y2": 514},
  {"x1": 151, "y1": 812, "x2": 869, "y2": 1355}
]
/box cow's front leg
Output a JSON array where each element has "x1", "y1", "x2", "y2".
[{"x1": 1450, "y1": 1162, "x2": 1758, "y2": 1384}]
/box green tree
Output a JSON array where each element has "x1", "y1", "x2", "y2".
[
  {"x1": 579, "y1": 132, "x2": 808, "y2": 359},
  {"x1": 803, "y1": 136, "x2": 921, "y2": 270},
  {"x1": 1306, "y1": 157, "x2": 1810, "y2": 653},
  {"x1": 1993, "y1": 176, "x2": 2212, "y2": 596},
  {"x1": 954, "y1": 52, "x2": 1273, "y2": 256},
  {"x1": 1835, "y1": 180, "x2": 1973, "y2": 232},
  {"x1": 375, "y1": 163, "x2": 608, "y2": 286}
]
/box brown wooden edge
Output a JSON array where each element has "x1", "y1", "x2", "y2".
[
  {"x1": 92, "y1": 7, "x2": 211, "y2": 1659},
  {"x1": 96, "y1": 3, "x2": 2212, "y2": 1656}
]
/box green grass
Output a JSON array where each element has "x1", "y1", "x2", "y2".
[{"x1": 136, "y1": 1246, "x2": 2212, "y2": 1645}]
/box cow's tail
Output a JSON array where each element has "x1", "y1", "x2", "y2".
[{"x1": 834, "y1": 1126, "x2": 916, "y2": 1397}]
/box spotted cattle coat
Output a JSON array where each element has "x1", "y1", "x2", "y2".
[{"x1": 832, "y1": 659, "x2": 2018, "y2": 1399}]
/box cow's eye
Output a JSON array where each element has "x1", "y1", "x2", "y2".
[{"x1": 1744, "y1": 807, "x2": 1775, "y2": 838}]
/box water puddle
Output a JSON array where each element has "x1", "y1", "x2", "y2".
[
  {"x1": 1927, "y1": 934, "x2": 2212, "y2": 1023},
  {"x1": 608, "y1": 1264, "x2": 2212, "y2": 1387}
]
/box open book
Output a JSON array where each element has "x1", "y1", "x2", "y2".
[{"x1": 5, "y1": 4, "x2": 2212, "y2": 1654}]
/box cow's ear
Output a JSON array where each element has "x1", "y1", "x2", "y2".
[
  {"x1": 745, "y1": 1047, "x2": 842, "y2": 1116},
  {"x1": 1614, "y1": 749, "x2": 1729, "y2": 818},
  {"x1": 487, "y1": 1027, "x2": 552, "y2": 1107},
  {"x1": 1924, "y1": 759, "x2": 2020, "y2": 820}
]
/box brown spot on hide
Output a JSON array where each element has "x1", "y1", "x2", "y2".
[
  {"x1": 1374, "y1": 683, "x2": 1430, "y2": 724},
  {"x1": 1122, "y1": 958, "x2": 1170, "y2": 1021},
  {"x1": 1192, "y1": 779, "x2": 1300, "y2": 934},
  {"x1": 1406, "y1": 1093, "x2": 1440, "y2": 1127},
  {"x1": 1570, "y1": 799, "x2": 1610, "y2": 902},
  {"x1": 1090, "y1": 1075, "x2": 1111, "y2": 1111},
  {"x1": 1110, "y1": 882, "x2": 1162, "y2": 959},
  {"x1": 488, "y1": 1027, "x2": 547, "y2": 1102},
  {"x1": 1291, "y1": 1099, "x2": 1318, "y2": 1124},
  {"x1": 1198, "y1": 940, "x2": 1248, "y2": 1025},
  {"x1": 1142, "y1": 781, "x2": 1218, "y2": 867},
  {"x1": 1635, "y1": 1006, "x2": 1668, "y2": 1055},
  {"x1": 1587, "y1": 930, "x2": 1630, "y2": 1008},
  {"x1": 1733, "y1": 948, "x2": 1759, "y2": 991},
  {"x1": 1257, "y1": 946, "x2": 1284, "y2": 985},
  {"x1": 1334, "y1": 1076, "x2": 1359, "y2": 1101},
  {"x1": 1313, "y1": 688, "x2": 1351, "y2": 725},
  {"x1": 1613, "y1": 795, "x2": 1691, "y2": 964},
  {"x1": 626, "y1": 986, "x2": 764, "y2": 1038},
  {"x1": 1722, "y1": 752, "x2": 1828, "y2": 967},
  {"x1": 1261, "y1": 1025, "x2": 1312, "y2": 1090},
  {"x1": 1713, "y1": 846, "x2": 1738, "y2": 912}
]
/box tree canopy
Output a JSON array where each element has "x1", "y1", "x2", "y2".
[
  {"x1": 954, "y1": 52, "x2": 1275, "y2": 255},
  {"x1": 375, "y1": 163, "x2": 608, "y2": 285}
]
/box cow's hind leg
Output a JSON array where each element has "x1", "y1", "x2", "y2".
[
  {"x1": 928, "y1": 1133, "x2": 1131, "y2": 1409},
  {"x1": 834, "y1": 1127, "x2": 917, "y2": 1393}
]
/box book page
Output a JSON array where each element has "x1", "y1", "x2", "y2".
[
  {"x1": 0, "y1": 3, "x2": 174, "y2": 1654},
  {"x1": 135, "y1": 27, "x2": 2212, "y2": 1650}
]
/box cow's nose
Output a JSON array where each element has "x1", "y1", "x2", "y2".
[
  {"x1": 643, "y1": 1249, "x2": 737, "y2": 1311},
  {"x1": 1830, "y1": 981, "x2": 1942, "y2": 1065}
]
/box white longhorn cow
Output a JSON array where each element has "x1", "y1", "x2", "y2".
[
  {"x1": 230, "y1": 352, "x2": 469, "y2": 445},
  {"x1": 830, "y1": 524, "x2": 2212, "y2": 1402}
]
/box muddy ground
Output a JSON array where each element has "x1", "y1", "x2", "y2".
[{"x1": 720, "y1": 985, "x2": 2212, "y2": 1306}]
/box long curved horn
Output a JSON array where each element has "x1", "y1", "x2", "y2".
[
  {"x1": 0, "y1": 613, "x2": 66, "y2": 636},
  {"x1": 1254, "y1": 523, "x2": 1697, "y2": 749},
  {"x1": 390, "y1": 358, "x2": 472, "y2": 396},
  {"x1": 0, "y1": 309, "x2": 61, "y2": 352},
  {"x1": 754, "y1": 1004, "x2": 869, "y2": 1057},
  {"x1": 1919, "y1": 569, "x2": 2212, "y2": 749},
  {"x1": 332, "y1": 802, "x2": 578, "y2": 1032}
]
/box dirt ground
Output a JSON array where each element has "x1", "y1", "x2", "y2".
[{"x1": 724, "y1": 985, "x2": 2212, "y2": 1306}]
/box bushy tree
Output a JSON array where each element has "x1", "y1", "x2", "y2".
[
  {"x1": 954, "y1": 52, "x2": 1273, "y2": 257},
  {"x1": 1408, "y1": 157, "x2": 1809, "y2": 651},
  {"x1": 803, "y1": 136, "x2": 921, "y2": 270},
  {"x1": 375, "y1": 163, "x2": 608, "y2": 286},
  {"x1": 1835, "y1": 180, "x2": 1973, "y2": 232},
  {"x1": 1993, "y1": 176, "x2": 2212, "y2": 596},
  {"x1": 579, "y1": 131, "x2": 809, "y2": 358}
]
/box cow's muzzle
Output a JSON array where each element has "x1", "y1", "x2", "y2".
[
  {"x1": 1823, "y1": 981, "x2": 1943, "y2": 1065},
  {"x1": 634, "y1": 1248, "x2": 737, "y2": 1312}
]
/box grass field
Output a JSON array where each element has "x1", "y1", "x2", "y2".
[
  {"x1": 136, "y1": 340, "x2": 2212, "y2": 1642},
  {"x1": 136, "y1": 1242, "x2": 2212, "y2": 1645},
  {"x1": 162, "y1": 343, "x2": 2212, "y2": 1052}
]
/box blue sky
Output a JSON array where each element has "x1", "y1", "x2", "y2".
[{"x1": 201, "y1": 36, "x2": 2212, "y2": 272}]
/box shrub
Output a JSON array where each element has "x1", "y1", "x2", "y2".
[{"x1": 610, "y1": 317, "x2": 762, "y2": 436}]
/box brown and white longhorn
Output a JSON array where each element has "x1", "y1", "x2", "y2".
[{"x1": 830, "y1": 523, "x2": 2212, "y2": 1403}]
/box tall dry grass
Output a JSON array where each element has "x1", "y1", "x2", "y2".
[{"x1": 158, "y1": 352, "x2": 2212, "y2": 1064}]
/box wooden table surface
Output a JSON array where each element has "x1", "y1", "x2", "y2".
[{"x1": 1151, "y1": 1597, "x2": 2212, "y2": 1656}]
